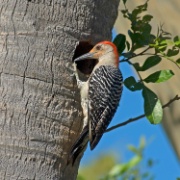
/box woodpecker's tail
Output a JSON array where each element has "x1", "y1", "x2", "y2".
[{"x1": 68, "y1": 125, "x2": 88, "y2": 165}]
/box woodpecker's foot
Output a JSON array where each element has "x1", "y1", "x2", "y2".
[
  {"x1": 74, "y1": 71, "x2": 85, "y2": 88},
  {"x1": 77, "y1": 80, "x2": 86, "y2": 88},
  {"x1": 73, "y1": 63, "x2": 84, "y2": 88},
  {"x1": 74, "y1": 72, "x2": 85, "y2": 88},
  {"x1": 73, "y1": 63, "x2": 80, "y2": 80},
  {"x1": 70, "y1": 72, "x2": 75, "y2": 77}
]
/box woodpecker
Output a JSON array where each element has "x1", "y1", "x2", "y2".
[{"x1": 70, "y1": 41, "x2": 123, "y2": 164}]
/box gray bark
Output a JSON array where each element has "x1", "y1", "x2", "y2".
[{"x1": 0, "y1": 0, "x2": 119, "y2": 179}]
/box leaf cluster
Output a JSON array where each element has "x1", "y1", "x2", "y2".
[
  {"x1": 102, "y1": 137, "x2": 154, "y2": 180},
  {"x1": 78, "y1": 138, "x2": 155, "y2": 180},
  {"x1": 113, "y1": 0, "x2": 180, "y2": 124}
]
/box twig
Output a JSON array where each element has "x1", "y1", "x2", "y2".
[
  {"x1": 162, "y1": 95, "x2": 180, "y2": 108},
  {"x1": 121, "y1": 50, "x2": 180, "y2": 69},
  {"x1": 106, "y1": 94, "x2": 180, "y2": 133},
  {"x1": 137, "y1": 47, "x2": 151, "y2": 56},
  {"x1": 120, "y1": 47, "x2": 151, "y2": 63}
]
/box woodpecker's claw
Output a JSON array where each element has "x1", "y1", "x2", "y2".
[
  {"x1": 70, "y1": 72, "x2": 75, "y2": 77},
  {"x1": 72, "y1": 62, "x2": 85, "y2": 88}
]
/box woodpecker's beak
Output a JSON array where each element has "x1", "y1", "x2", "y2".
[{"x1": 74, "y1": 52, "x2": 97, "y2": 62}]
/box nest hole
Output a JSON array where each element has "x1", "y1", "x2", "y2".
[{"x1": 72, "y1": 41, "x2": 98, "y2": 75}]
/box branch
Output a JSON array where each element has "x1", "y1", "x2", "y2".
[
  {"x1": 120, "y1": 47, "x2": 151, "y2": 63},
  {"x1": 120, "y1": 50, "x2": 180, "y2": 69},
  {"x1": 106, "y1": 95, "x2": 180, "y2": 133},
  {"x1": 162, "y1": 95, "x2": 180, "y2": 108}
]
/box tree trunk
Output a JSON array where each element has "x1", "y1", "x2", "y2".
[{"x1": 0, "y1": 0, "x2": 119, "y2": 179}]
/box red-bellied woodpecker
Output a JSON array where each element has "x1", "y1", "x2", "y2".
[{"x1": 69, "y1": 41, "x2": 123, "y2": 165}]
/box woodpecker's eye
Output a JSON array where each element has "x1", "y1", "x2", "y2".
[{"x1": 96, "y1": 45, "x2": 102, "y2": 51}]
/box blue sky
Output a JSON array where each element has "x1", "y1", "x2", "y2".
[{"x1": 79, "y1": 32, "x2": 180, "y2": 179}]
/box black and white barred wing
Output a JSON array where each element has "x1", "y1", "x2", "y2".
[{"x1": 88, "y1": 65, "x2": 123, "y2": 150}]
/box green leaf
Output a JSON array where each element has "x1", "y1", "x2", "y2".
[
  {"x1": 142, "y1": 172, "x2": 151, "y2": 178},
  {"x1": 159, "y1": 39, "x2": 167, "y2": 46},
  {"x1": 139, "y1": 136, "x2": 146, "y2": 150},
  {"x1": 132, "y1": 2, "x2": 148, "y2": 18},
  {"x1": 142, "y1": 56, "x2": 161, "y2": 70},
  {"x1": 127, "y1": 155, "x2": 142, "y2": 168},
  {"x1": 167, "y1": 48, "x2": 179, "y2": 57},
  {"x1": 153, "y1": 39, "x2": 168, "y2": 52},
  {"x1": 144, "y1": 70, "x2": 174, "y2": 83},
  {"x1": 142, "y1": 14, "x2": 153, "y2": 22},
  {"x1": 174, "y1": 36, "x2": 180, "y2": 48},
  {"x1": 113, "y1": 34, "x2": 126, "y2": 55},
  {"x1": 158, "y1": 45, "x2": 167, "y2": 52},
  {"x1": 142, "y1": 86, "x2": 163, "y2": 124},
  {"x1": 142, "y1": 24, "x2": 152, "y2": 35},
  {"x1": 108, "y1": 164, "x2": 126, "y2": 177},
  {"x1": 126, "y1": 41, "x2": 131, "y2": 51},
  {"x1": 121, "y1": 9, "x2": 128, "y2": 18},
  {"x1": 147, "y1": 159, "x2": 154, "y2": 167},
  {"x1": 134, "y1": 56, "x2": 161, "y2": 71},
  {"x1": 128, "y1": 30, "x2": 134, "y2": 42},
  {"x1": 122, "y1": 0, "x2": 127, "y2": 5},
  {"x1": 77, "y1": 175, "x2": 85, "y2": 180},
  {"x1": 128, "y1": 137, "x2": 145, "y2": 157},
  {"x1": 149, "y1": 34, "x2": 156, "y2": 44},
  {"x1": 174, "y1": 36, "x2": 179, "y2": 42},
  {"x1": 176, "y1": 58, "x2": 180, "y2": 64},
  {"x1": 128, "y1": 145, "x2": 140, "y2": 155},
  {"x1": 133, "y1": 63, "x2": 141, "y2": 71},
  {"x1": 108, "y1": 156, "x2": 141, "y2": 177},
  {"x1": 124, "y1": 76, "x2": 143, "y2": 91}
]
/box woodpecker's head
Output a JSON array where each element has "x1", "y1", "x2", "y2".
[{"x1": 74, "y1": 41, "x2": 119, "y2": 68}]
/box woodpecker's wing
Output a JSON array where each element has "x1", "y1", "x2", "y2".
[{"x1": 88, "y1": 65, "x2": 123, "y2": 150}]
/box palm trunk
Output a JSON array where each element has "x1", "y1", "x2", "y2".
[{"x1": 0, "y1": 0, "x2": 119, "y2": 179}]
